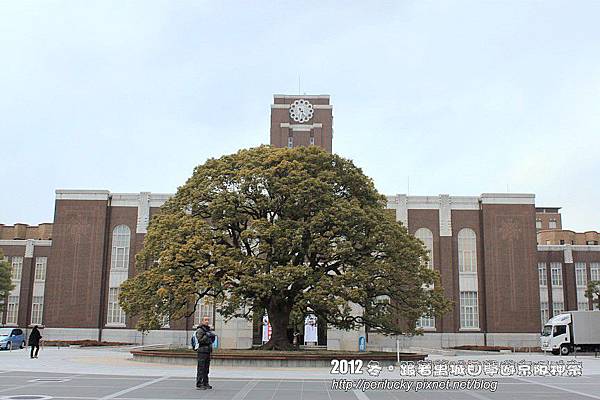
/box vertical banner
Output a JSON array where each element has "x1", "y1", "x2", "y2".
[
  {"x1": 304, "y1": 314, "x2": 318, "y2": 344},
  {"x1": 359, "y1": 336, "x2": 366, "y2": 352},
  {"x1": 262, "y1": 314, "x2": 272, "y2": 343}
]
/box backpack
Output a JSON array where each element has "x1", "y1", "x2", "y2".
[
  {"x1": 191, "y1": 329, "x2": 212, "y2": 350},
  {"x1": 191, "y1": 332, "x2": 199, "y2": 350}
]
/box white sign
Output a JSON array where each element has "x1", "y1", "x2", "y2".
[{"x1": 304, "y1": 314, "x2": 318, "y2": 344}]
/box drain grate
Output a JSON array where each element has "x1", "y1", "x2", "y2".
[{"x1": 2, "y1": 396, "x2": 53, "y2": 400}]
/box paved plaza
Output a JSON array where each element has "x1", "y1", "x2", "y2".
[{"x1": 1, "y1": 347, "x2": 600, "y2": 399}]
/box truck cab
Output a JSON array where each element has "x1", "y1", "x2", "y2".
[{"x1": 541, "y1": 314, "x2": 571, "y2": 355}]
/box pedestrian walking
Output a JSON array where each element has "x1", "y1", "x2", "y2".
[
  {"x1": 29, "y1": 325, "x2": 42, "y2": 359},
  {"x1": 191, "y1": 316, "x2": 215, "y2": 390}
]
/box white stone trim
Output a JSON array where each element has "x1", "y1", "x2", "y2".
[
  {"x1": 450, "y1": 196, "x2": 480, "y2": 210},
  {"x1": 56, "y1": 190, "x2": 110, "y2": 201},
  {"x1": 537, "y1": 245, "x2": 565, "y2": 251},
  {"x1": 25, "y1": 239, "x2": 34, "y2": 258},
  {"x1": 439, "y1": 194, "x2": 452, "y2": 237},
  {"x1": 538, "y1": 245, "x2": 600, "y2": 252},
  {"x1": 386, "y1": 194, "x2": 408, "y2": 225},
  {"x1": 280, "y1": 122, "x2": 323, "y2": 129},
  {"x1": 480, "y1": 193, "x2": 535, "y2": 205},
  {"x1": 407, "y1": 196, "x2": 441, "y2": 209},
  {"x1": 149, "y1": 194, "x2": 172, "y2": 208},
  {"x1": 564, "y1": 245, "x2": 573, "y2": 264},
  {"x1": 0, "y1": 240, "x2": 26, "y2": 246},
  {"x1": 291, "y1": 125, "x2": 312, "y2": 132},
  {"x1": 272, "y1": 104, "x2": 331, "y2": 110},
  {"x1": 0, "y1": 239, "x2": 51, "y2": 247},
  {"x1": 136, "y1": 192, "x2": 150, "y2": 234},
  {"x1": 111, "y1": 193, "x2": 140, "y2": 207},
  {"x1": 274, "y1": 94, "x2": 330, "y2": 100}
]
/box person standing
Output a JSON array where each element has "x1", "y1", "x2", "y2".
[
  {"x1": 29, "y1": 325, "x2": 42, "y2": 359},
  {"x1": 193, "y1": 316, "x2": 215, "y2": 390}
]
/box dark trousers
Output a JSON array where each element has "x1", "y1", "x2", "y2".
[
  {"x1": 196, "y1": 352, "x2": 211, "y2": 387},
  {"x1": 30, "y1": 345, "x2": 39, "y2": 358}
]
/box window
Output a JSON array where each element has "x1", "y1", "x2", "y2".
[
  {"x1": 538, "y1": 263, "x2": 547, "y2": 287},
  {"x1": 30, "y1": 296, "x2": 44, "y2": 325},
  {"x1": 194, "y1": 297, "x2": 214, "y2": 327},
  {"x1": 460, "y1": 291, "x2": 479, "y2": 329},
  {"x1": 309, "y1": 136, "x2": 315, "y2": 145},
  {"x1": 458, "y1": 229, "x2": 477, "y2": 273},
  {"x1": 6, "y1": 296, "x2": 19, "y2": 325},
  {"x1": 578, "y1": 301, "x2": 589, "y2": 311},
  {"x1": 107, "y1": 288, "x2": 125, "y2": 325},
  {"x1": 550, "y1": 262, "x2": 562, "y2": 287},
  {"x1": 111, "y1": 225, "x2": 131, "y2": 270},
  {"x1": 287, "y1": 136, "x2": 293, "y2": 148},
  {"x1": 414, "y1": 228, "x2": 434, "y2": 269},
  {"x1": 552, "y1": 301, "x2": 564, "y2": 316},
  {"x1": 575, "y1": 263, "x2": 587, "y2": 287},
  {"x1": 540, "y1": 301, "x2": 549, "y2": 326},
  {"x1": 591, "y1": 263, "x2": 600, "y2": 281},
  {"x1": 416, "y1": 315, "x2": 435, "y2": 329},
  {"x1": 559, "y1": 240, "x2": 565, "y2": 245},
  {"x1": 35, "y1": 257, "x2": 47, "y2": 281},
  {"x1": 549, "y1": 220, "x2": 557, "y2": 229},
  {"x1": 553, "y1": 325, "x2": 566, "y2": 336},
  {"x1": 536, "y1": 220, "x2": 542, "y2": 229},
  {"x1": 11, "y1": 257, "x2": 23, "y2": 280},
  {"x1": 587, "y1": 240, "x2": 599, "y2": 245}
]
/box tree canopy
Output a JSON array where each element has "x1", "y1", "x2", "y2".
[
  {"x1": 585, "y1": 280, "x2": 600, "y2": 310},
  {"x1": 0, "y1": 251, "x2": 14, "y2": 312},
  {"x1": 120, "y1": 146, "x2": 450, "y2": 349}
]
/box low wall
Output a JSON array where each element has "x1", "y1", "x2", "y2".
[
  {"x1": 131, "y1": 349, "x2": 426, "y2": 368},
  {"x1": 366, "y1": 332, "x2": 541, "y2": 351}
]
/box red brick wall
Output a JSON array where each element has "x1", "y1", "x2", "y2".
[
  {"x1": 481, "y1": 204, "x2": 540, "y2": 333},
  {"x1": 44, "y1": 200, "x2": 109, "y2": 329}
]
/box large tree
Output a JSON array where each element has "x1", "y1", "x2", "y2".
[
  {"x1": 585, "y1": 280, "x2": 600, "y2": 310},
  {"x1": 120, "y1": 146, "x2": 450, "y2": 349},
  {"x1": 0, "y1": 251, "x2": 14, "y2": 312}
]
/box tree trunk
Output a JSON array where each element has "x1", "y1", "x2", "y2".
[{"x1": 261, "y1": 301, "x2": 294, "y2": 350}]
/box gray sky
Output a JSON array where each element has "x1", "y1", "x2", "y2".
[{"x1": 1, "y1": 1, "x2": 598, "y2": 231}]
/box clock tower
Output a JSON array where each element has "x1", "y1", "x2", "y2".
[{"x1": 270, "y1": 94, "x2": 333, "y2": 153}]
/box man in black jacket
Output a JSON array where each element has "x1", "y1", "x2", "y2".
[
  {"x1": 29, "y1": 325, "x2": 42, "y2": 359},
  {"x1": 194, "y1": 316, "x2": 215, "y2": 390}
]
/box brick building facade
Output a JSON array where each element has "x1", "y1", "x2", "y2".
[{"x1": 1, "y1": 94, "x2": 598, "y2": 349}]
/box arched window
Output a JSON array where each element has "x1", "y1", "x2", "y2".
[
  {"x1": 194, "y1": 297, "x2": 214, "y2": 327},
  {"x1": 111, "y1": 225, "x2": 131, "y2": 270},
  {"x1": 414, "y1": 228, "x2": 434, "y2": 269},
  {"x1": 458, "y1": 228, "x2": 477, "y2": 273}
]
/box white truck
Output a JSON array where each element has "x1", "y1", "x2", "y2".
[{"x1": 541, "y1": 311, "x2": 600, "y2": 355}]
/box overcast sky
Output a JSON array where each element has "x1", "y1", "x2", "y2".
[{"x1": 1, "y1": 1, "x2": 598, "y2": 231}]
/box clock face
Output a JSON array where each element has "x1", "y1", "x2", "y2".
[{"x1": 289, "y1": 99, "x2": 314, "y2": 123}]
